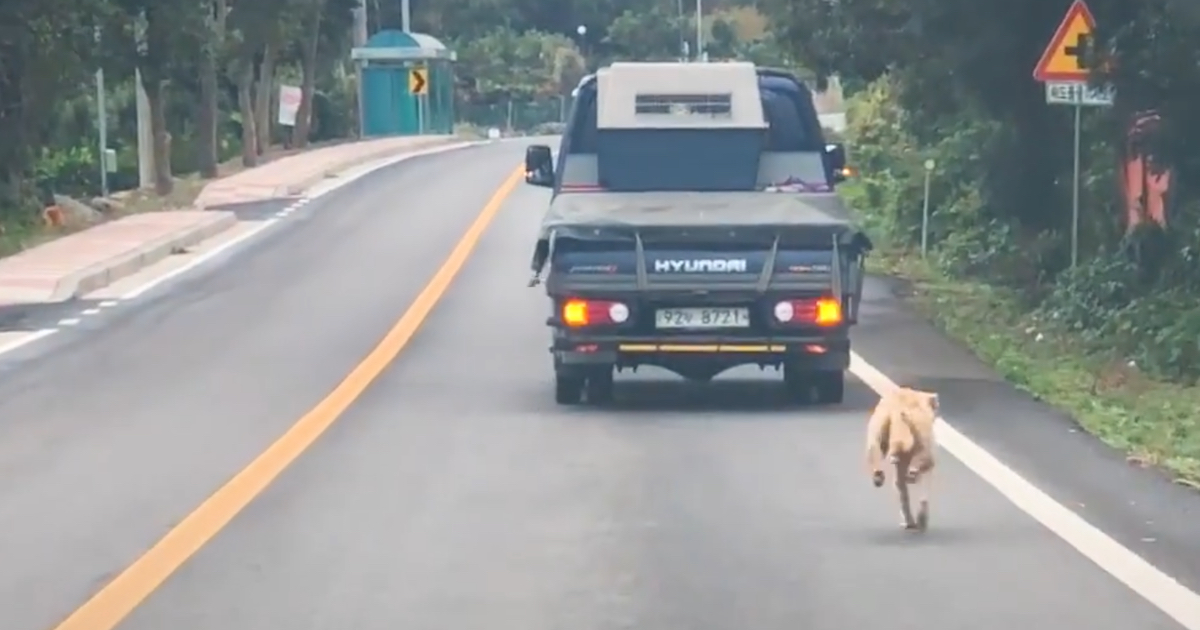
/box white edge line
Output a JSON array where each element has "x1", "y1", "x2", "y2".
[
  {"x1": 848, "y1": 351, "x2": 1200, "y2": 629},
  {"x1": 304, "y1": 140, "x2": 483, "y2": 198},
  {"x1": 118, "y1": 218, "x2": 280, "y2": 300},
  {"x1": 0, "y1": 329, "x2": 57, "y2": 356},
  {"x1": 116, "y1": 140, "x2": 486, "y2": 302}
]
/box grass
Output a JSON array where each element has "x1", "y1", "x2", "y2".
[{"x1": 862, "y1": 240, "x2": 1200, "y2": 488}]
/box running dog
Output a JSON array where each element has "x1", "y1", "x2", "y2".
[{"x1": 865, "y1": 387, "x2": 939, "y2": 531}]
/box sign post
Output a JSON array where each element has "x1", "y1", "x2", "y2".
[
  {"x1": 1032, "y1": 0, "x2": 1111, "y2": 268},
  {"x1": 922, "y1": 159, "x2": 935, "y2": 257}
]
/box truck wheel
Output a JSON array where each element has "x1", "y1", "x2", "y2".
[
  {"x1": 814, "y1": 370, "x2": 845, "y2": 404},
  {"x1": 585, "y1": 369, "x2": 615, "y2": 405},
  {"x1": 555, "y1": 373, "x2": 584, "y2": 405},
  {"x1": 782, "y1": 362, "x2": 809, "y2": 403}
]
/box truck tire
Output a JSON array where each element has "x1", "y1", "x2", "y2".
[
  {"x1": 585, "y1": 369, "x2": 615, "y2": 405},
  {"x1": 782, "y1": 364, "x2": 845, "y2": 404},
  {"x1": 814, "y1": 370, "x2": 845, "y2": 404},
  {"x1": 555, "y1": 373, "x2": 584, "y2": 405},
  {"x1": 782, "y1": 362, "x2": 810, "y2": 403}
]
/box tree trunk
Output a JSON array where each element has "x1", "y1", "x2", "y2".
[
  {"x1": 237, "y1": 63, "x2": 258, "y2": 167},
  {"x1": 142, "y1": 75, "x2": 174, "y2": 195},
  {"x1": 196, "y1": 0, "x2": 227, "y2": 179},
  {"x1": 254, "y1": 42, "x2": 277, "y2": 156},
  {"x1": 139, "y1": 3, "x2": 175, "y2": 194},
  {"x1": 197, "y1": 54, "x2": 220, "y2": 178},
  {"x1": 291, "y1": 8, "x2": 323, "y2": 148}
]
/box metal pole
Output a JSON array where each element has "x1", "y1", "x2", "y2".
[
  {"x1": 921, "y1": 169, "x2": 932, "y2": 257},
  {"x1": 94, "y1": 25, "x2": 108, "y2": 196},
  {"x1": 400, "y1": 0, "x2": 410, "y2": 31},
  {"x1": 677, "y1": 0, "x2": 685, "y2": 59},
  {"x1": 1071, "y1": 103, "x2": 1081, "y2": 267},
  {"x1": 353, "y1": 1, "x2": 368, "y2": 137},
  {"x1": 134, "y1": 67, "x2": 154, "y2": 188},
  {"x1": 695, "y1": 0, "x2": 703, "y2": 61},
  {"x1": 97, "y1": 68, "x2": 108, "y2": 196}
]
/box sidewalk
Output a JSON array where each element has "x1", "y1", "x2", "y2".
[
  {"x1": 194, "y1": 135, "x2": 457, "y2": 209},
  {"x1": 0, "y1": 134, "x2": 462, "y2": 306}
]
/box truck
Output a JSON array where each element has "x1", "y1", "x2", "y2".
[{"x1": 524, "y1": 61, "x2": 872, "y2": 406}]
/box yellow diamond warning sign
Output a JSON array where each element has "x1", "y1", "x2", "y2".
[{"x1": 1033, "y1": 0, "x2": 1098, "y2": 82}]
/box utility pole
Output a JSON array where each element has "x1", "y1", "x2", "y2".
[
  {"x1": 695, "y1": 0, "x2": 704, "y2": 61},
  {"x1": 353, "y1": 0, "x2": 368, "y2": 137},
  {"x1": 134, "y1": 70, "x2": 154, "y2": 188},
  {"x1": 133, "y1": 12, "x2": 154, "y2": 188},
  {"x1": 677, "y1": 0, "x2": 686, "y2": 60},
  {"x1": 94, "y1": 26, "x2": 109, "y2": 196}
]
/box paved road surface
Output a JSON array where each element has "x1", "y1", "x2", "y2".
[{"x1": 0, "y1": 141, "x2": 1195, "y2": 630}]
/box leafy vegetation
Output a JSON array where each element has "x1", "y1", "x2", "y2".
[
  {"x1": 757, "y1": 0, "x2": 1200, "y2": 482},
  {"x1": 2, "y1": 0, "x2": 794, "y2": 245}
]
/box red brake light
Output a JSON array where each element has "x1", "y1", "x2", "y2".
[
  {"x1": 773, "y1": 297, "x2": 843, "y2": 326},
  {"x1": 561, "y1": 299, "x2": 630, "y2": 327}
]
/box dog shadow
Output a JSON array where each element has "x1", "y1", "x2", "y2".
[
  {"x1": 578, "y1": 376, "x2": 879, "y2": 415},
  {"x1": 857, "y1": 524, "x2": 977, "y2": 547}
]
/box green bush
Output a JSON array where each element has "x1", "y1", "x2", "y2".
[
  {"x1": 846, "y1": 73, "x2": 1200, "y2": 385},
  {"x1": 33, "y1": 146, "x2": 101, "y2": 198}
]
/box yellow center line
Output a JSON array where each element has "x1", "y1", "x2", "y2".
[{"x1": 52, "y1": 165, "x2": 525, "y2": 630}]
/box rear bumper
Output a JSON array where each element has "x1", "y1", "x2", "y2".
[{"x1": 552, "y1": 333, "x2": 850, "y2": 371}]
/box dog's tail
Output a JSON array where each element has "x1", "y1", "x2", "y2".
[{"x1": 887, "y1": 411, "x2": 916, "y2": 462}]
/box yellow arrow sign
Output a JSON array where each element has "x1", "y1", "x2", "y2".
[{"x1": 409, "y1": 68, "x2": 428, "y2": 95}]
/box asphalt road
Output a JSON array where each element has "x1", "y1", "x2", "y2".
[{"x1": 0, "y1": 140, "x2": 1195, "y2": 630}]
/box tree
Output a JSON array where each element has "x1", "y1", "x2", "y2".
[
  {"x1": 604, "y1": 5, "x2": 688, "y2": 61},
  {"x1": 287, "y1": 0, "x2": 356, "y2": 147},
  {"x1": 197, "y1": 0, "x2": 230, "y2": 178},
  {"x1": 455, "y1": 28, "x2": 585, "y2": 103},
  {"x1": 121, "y1": 0, "x2": 206, "y2": 195},
  {"x1": 0, "y1": 0, "x2": 111, "y2": 201}
]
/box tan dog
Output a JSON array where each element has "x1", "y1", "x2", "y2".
[{"x1": 865, "y1": 387, "x2": 939, "y2": 531}]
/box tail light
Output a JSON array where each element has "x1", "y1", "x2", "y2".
[
  {"x1": 561, "y1": 298, "x2": 630, "y2": 327},
  {"x1": 773, "y1": 296, "x2": 843, "y2": 326}
]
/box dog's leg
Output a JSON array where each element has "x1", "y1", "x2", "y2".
[
  {"x1": 893, "y1": 458, "x2": 917, "y2": 529},
  {"x1": 913, "y1": 471, "x2": 931, "y2": 531},
  {"x1": 866, "y1": 419, "x2": 889, "y2": 488},
  {"x1": 906, "y1": 453, "x2": 932, "y2": 484}
]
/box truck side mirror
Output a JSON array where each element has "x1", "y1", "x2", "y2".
[
  {"x1": 524, "y1": 145, "x2": 554, "y2": 187},
  {"x1": 825, "y1": 143, "x2": 851, "y2": 182}
]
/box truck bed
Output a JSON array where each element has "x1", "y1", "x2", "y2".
[
  {"x1": 538, "y1": 191, "x2": 857, "y2": 235},
  {"x1": 532, "y1": 192, "x2": 873, "y2": 324}
]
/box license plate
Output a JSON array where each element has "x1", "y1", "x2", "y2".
[{"x1": 655, "y1": 307, "x2": 750, "y2": 329}]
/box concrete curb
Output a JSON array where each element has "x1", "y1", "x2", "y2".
[
  {"x1": 51, "y1": 211, "x2": 237, "y2": 301},
  {"x1": 43, "y1": 136, "x2": 480, "y2": 301},
  {"x1": 273, "y1": 136, "x2": 462, "y2": 198}
]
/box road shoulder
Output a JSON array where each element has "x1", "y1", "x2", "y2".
[{"x1": 852, "y1": 273, "x2": 1200, "y2": 596}]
